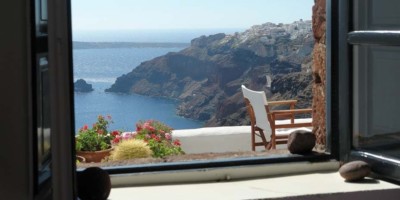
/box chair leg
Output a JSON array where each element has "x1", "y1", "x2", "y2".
[
  {"x1": 271, "y1": 129, "x2": 277, "y2": 149},
  {"x1": 258, "y1": 129, "x2": 269, "y2": 150},
  {"x1": 251, "y1": 127, "x2": 255, "y2": 151}
]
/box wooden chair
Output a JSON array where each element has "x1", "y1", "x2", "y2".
[{"x1": 241, "y1": 85, "x2": 312, "y2": 150}]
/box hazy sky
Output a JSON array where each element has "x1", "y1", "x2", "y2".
[{"x1": 72, "y1": 0, "x2": 314, "y2": 31}]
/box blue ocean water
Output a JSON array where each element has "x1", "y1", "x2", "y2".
[{"x1": 73, "y1": 47, "x2": 203, "y2": 132}]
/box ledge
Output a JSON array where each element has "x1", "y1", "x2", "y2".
[
  {"x1": 109, "y1": 160, "x2": 399, "y2": 199},
  {"x1": 110, "y1": 160, "x2": 339, "y2": 187},
  {"x1": 172, "y1": 122, "x2": 311, "y2": 154}
]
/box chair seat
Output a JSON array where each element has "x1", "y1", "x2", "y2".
[
  {"x1": 275, "y1": 118, "x2": 312, "y2": 126},
  {"x1": 275, "y1": 127, "x2": 312, "y2": 137},
  {"x1": 274, "y1": 118, "x2": 312, "y2": 137}
]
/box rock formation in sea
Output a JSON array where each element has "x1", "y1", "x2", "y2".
[
  {"x1": 106, "y1": 20, "x2": 314, "y2": 126},
  {"x1": 75, "y1": 79, "x2": 94, "y2": 92}
]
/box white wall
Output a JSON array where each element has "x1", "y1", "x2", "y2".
[
  {"x1": 172, "y1": 123, "x2": 312, "y2": 154},
  {"x1": 173, "y1": 126, "x2": 253, "y2": 154}
]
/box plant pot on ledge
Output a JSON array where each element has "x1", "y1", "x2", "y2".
[{"x1": 76, "y1": 148, "x2": 114, "y2": 163}]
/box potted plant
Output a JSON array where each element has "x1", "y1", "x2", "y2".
[{"x1": 75, "y1": 115, "x2": 121, "y2": 162}]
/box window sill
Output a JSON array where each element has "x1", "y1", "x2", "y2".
[
  {"x1": 110, "y1": 160, "x2": 339, "y2": 187},
  {"x1": 109, "y1": 161, "x2": 399, "y2": 199}
]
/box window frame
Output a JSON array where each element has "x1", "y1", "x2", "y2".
[
  {"x1": 335, "y1": 0, "x2": 400, "y2": 183},
  {"x1": 327, "y1": 0, "x2": 352, "y2": 161},
  {"x1": 47, "y1": 0, "x2": 76, "y2": 199},
  {"x1": 44, "y1": 1, "x2": 400, "y2": 198},
  {"x1": 50, "y1": 0, "x2": 340, "y2": 186}
]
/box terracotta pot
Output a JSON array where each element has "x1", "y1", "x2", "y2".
[
  {"x1": 76, "y1": 148, "x2": 114, "y2": 163},
  {"x1": 76, "y1": 155, "x2": 86, "y2": 163}
]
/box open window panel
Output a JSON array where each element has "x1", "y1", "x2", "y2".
[
  {"x1": 70, "y1": 0, "x2": 333, "y2": 174},
  {"x1": 32, "y1": 0, "x2": 76, "y2": 199},
  {"x1": 353, "y1": 45, "x2": 400, "y2": 158},
  {"x1": 32, "y1": 0, "x2": 52, "y2": 192},
  {"x1": 349, "y1": 0, "x2": 400, "y2": 183}
]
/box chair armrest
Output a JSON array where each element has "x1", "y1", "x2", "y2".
[
  {"x1": 269, "y1": 108, "x2": 312, "y2": 123},
  {"x1": 268, "y1": 100, "x2": 298, "y2": 106},
  {"x1": 270, "y1": 108, "x2": 312, "y2": 127},
  {"x1": 271, "y1": 108, "x2": 312, "y2": 115}
]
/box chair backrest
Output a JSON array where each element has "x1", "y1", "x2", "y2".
[{"x1": 241, "y1": 85, "x2": 272, "y2": 135}]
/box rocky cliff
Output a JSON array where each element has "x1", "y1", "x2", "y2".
[
  {"x1": 106, "y1": 20, "x2": 314, "y2": 126},
  {"x1": 312, "y1": 0, "x2": 327, "y2": 146},
  {"x1": 74, "y1": 79, "x2": 94, "y2": 92}
]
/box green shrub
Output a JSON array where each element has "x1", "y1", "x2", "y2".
[
  {"x1": 135, "y1": 120, "x2": 184, "y2": 158},
  {"x1": 147, "y1": 139, "x2": 183, "y2": 158},
  {"x1": 109, "y1": 139, "x2": 152, "y2": 161}
]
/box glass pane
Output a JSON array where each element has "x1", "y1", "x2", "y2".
[
  {"x1": 40, "y1": 0, "x2": 48, "y2": 21},
  {"x1": 353, "y1": 45, "x2": 400, "y2": 158},
  {"x1": 37, "y1": 55, "x2": 51, "y2": 181},
  {"x1": 354, "y1": 0, "x2": 400, "y2": 30}
]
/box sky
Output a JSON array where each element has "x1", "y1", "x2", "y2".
[{"x1": 71, "y1": 0, "x2": 314, "y2": 31}]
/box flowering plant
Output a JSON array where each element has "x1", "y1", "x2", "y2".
[
  {"x1": 128, "y1": 120, "x2": 184, "y2": 158},
  {"x1": 75, "y1": 115, "x2": 122, "y2": 151}
]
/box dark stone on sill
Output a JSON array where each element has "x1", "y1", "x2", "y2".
[
  {"x1": 77, "y1": 167, "x2": 111, "y2": 200},
  {"x1": 74, "y1": 79, "x2": 94, "y2": 92},
  {"x1": 339, "y1": 161, "x2": 371, "y2": 182},
  {"x1": 287, "y1": 130, "x2": 316, "y2": 154}
]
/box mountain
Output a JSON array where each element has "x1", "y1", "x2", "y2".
[
  {"x1": 72, "y1": 41, "x2": 189, "y2": 49},
  {"x1": 106, "y1": 20, "x2": 314, "y2": 126}
]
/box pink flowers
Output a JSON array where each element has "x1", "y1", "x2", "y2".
[
  {"x1": 173, "y1": 139, "x2": 181, "y2": 146},
  {"x1": 111, "y1": 130, "x2": 120, "y2": 137},
  {"x1": 76, "y1": 115, "x2": 118, "y2": 151},
  {"x1": 136, "y1": 123, "x2": 142, "y2": 132},
  {"x1": 77, "y1": 118, "x2": 184, "y2": 157},
  {"x1": 112, "y1": 136, "x2": 120, "y2": 144},
  {"x1": 142, "y1": 122, "x2": 156, "y2": 133},
  {"x1": 110, "y1": 132, "x2": 137, "y2": 145},
  {"x1": 134, "y1": 120, "x2": 184, "y2": 157},
  {"x1": 79, "y1": 124, "x2": 89, "y2": 132},
  {"x1": 150, "y1": 134, "x2": 160, "y2": 142},
  {"x1": 122, "y1": 132, "x2": 135, "y2": 140}
]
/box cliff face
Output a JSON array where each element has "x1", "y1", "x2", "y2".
[
  {"x1": 312, "y1": 0, "x2": 327, "y2": 146},
  {"x1": 106, "y1": 20, "x2": 314, "y2": 126}
]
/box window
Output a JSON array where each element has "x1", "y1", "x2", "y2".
[
  {"x1": 70, "y1": 0, "x2": 332, "y2": 172},
  {"x1": 37, "y1": 1, "x2": 400, "y2": 198},
  {"x1": 33, "y1": 0, "x2": 52, "y2": 190},
  {"x1": 338, "y1": 0, "x2": 400, "y2": 182},
  {"x1": 352, "y1": 0, "x2": 400, "y2": 157}
]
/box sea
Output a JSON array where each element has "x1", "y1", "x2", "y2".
[
  {"x1": 73, "y1": 46, "x2": 202, "y2": 132},
  {"x1": 73, "y1": 29, "x2": 244, "y2": 132}
]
